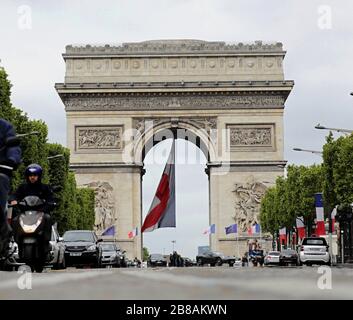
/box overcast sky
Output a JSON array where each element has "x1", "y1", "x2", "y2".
[{"x1": 1, "y1": 0, "x2": 353, "y2": 258}]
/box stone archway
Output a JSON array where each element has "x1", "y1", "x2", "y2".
[{"x1": 56, "y1": 40, "x2": 293, "y2": 259}]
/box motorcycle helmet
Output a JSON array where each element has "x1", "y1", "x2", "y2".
[{"x1": 25, "y1": 163, "x2": 43, "y2": 182}]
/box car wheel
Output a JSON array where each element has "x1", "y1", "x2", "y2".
[
  {"x1": 34, "y1": 263, "x2": 44, "y2": 273},
  {"x1": 216, "y1": 258, "x2": 222, "y2": 266},
  {"x1": 60, "y1": 255, "x2": 66, "y2": 269}
]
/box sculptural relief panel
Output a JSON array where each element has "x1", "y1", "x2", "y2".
[
  {"x1": 84, "y1": 181, "x2": 117, "y2": 233},
  {"x1": 227, "y1": 124, "x2": 275, "y2": 151},
  {"x1": 75, "y1": 126, "x2": 123, "y2": 152},
  {"x1": 232, "y1": 178, "x2": 267, "y2": 233}
]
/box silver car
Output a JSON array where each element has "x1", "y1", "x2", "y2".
[
  {"x1": 48, "y1": 226, "x2": 66, "y2": 269},
  {"x1": 299, "y1": 237, "x2": 330, "y2": 266},
  {"x1": 264, "y1": 251, "x2": 280, "y2": 265}
]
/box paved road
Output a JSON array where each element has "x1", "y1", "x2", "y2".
[{"x1": 0, "y1": 265, "x2": 352, "y2": 299}]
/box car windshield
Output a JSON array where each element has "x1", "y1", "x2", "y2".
[
  {"x1": 101, "y1": 244, "x2": 116, "y2": 251},
  {"x1": 63, "y1": 232, "x2": 95, "y2": 242},
  {"x1": 150, "y1": 254, "x2": 164, "y2": 259},
  {"x1": 302, "y1": 238, "x2": 327, "y2": 246},
  {"x1": 268, "y1": 252, "x2": 280, "y2": 256}
]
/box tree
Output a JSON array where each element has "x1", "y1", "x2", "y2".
[
  {"x1": 76, "y1": 188, "x2": 95, "y2": 230},
  {"x1": 260, "y1": 187, "x2": 280, "y2": 235},
  {"x1": 260, "y1": 164, "x2": 323, "y2": 242},
  {"x1": 143, "y1": 247, "x2": 149, "y2": 261},
  {"x1": 322, "y1": 132, "x2": 339, "y2": 218},
  {"x1": 1, "y1": 66, "x2": 95, "y2": 234},
  {"x1": 1, "y1": 67, "x2": 49, "y2": 189}
]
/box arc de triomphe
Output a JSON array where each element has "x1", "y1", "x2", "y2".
[{"x1": 56, "y1": 40, "x2": 293, "y2": 259}]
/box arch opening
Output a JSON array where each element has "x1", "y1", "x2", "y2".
[{"x1": 142, "y1": 137, "x2": 210, "y2": 260}]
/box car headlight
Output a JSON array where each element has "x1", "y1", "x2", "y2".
[{"x1": 87, "y1": 245, "x2": 96, "y2": 251}]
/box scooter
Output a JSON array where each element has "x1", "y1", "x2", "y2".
[{"x1": 12, "y1": 195, "x2": 54, "y2": 273}]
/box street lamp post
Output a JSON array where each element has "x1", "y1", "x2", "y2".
[
  {"x1": 292, "y1": 148, "x2": 323, "y2": 155},
  {"x1": 315, "y1": 123, "x2": 353, "y2": 135},
  {"x1": 47, "y1": 154, "x2": 64, "y2": 160}
]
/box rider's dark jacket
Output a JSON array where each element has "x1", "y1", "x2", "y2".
[
  {"x1": 0, "y1": 119, "x2": 21, "y2": 176},
  {"x1": 12, "y1": 182, "x2": 54, "y2": 213}
]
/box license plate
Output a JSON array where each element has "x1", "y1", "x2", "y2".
[{"x1": 70, "y1": 252, "x2": 82, "y2": 256}]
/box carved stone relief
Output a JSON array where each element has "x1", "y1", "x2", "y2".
[
  {"x1": 84, "y1": 181, "x2": 117, "y2": 233},
  {"x1": 232, "y1": 178, "x2": 267, "y2": 233},
  {"x1": 64, "y1": 94, "x2": 285, "y2": 112},
  {"x1": 227, "y1": 124, "x2": 274, "y2": 150},
  {"x1": 133, "y1": 117, "x2": 217, "y2": 136},
  {"x1": 76, "y1": 126, "x2": 123, "y2": 150},
  {"x1": 230, "y1": 127, "x2": 271, "y2": 147}
]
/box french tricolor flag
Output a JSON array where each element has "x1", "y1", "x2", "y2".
[
  {"x1": 203, "y1": 224, "x2": 216, "y2": 235},
  {"x1": 128, "y1": 227, "x2": 138, "y2": 239},
  {"x1": 141, "y1": 140, "x2": 176, "y2": 233},
  {"x1": 296, "y1": 216, "x2": 306, "y2": 239},
  {"x1": 279, "y1": 227, "x2": 287, "y2": 245},
  {"x1": 247, "y1": 224, "x2": 260, "y2": 235},
  {"x1": 315, "y1": 193, "x2": 326, "y2": 236}
]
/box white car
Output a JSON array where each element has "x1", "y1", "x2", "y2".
[
  {"x1": 299, "y1": 237, "x2": 330, "y2": 266},
  {"x1": 264, "y1": 251, "x2": 280, "y2": 265}
]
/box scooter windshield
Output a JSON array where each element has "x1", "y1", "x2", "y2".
[{"x1": 22, "y1": 196, "x2": 44, "y2": 208}]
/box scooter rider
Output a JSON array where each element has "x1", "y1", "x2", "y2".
[
  {"x1": 0, "y1": 119, "x2": 21, "y2": 242},
  {"x1": 10, "y1": 164, "x2": 54, "y2": 253}
]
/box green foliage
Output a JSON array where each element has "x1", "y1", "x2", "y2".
[
  {"x1": 143, "y1": 247, "x2": 149, "y2": 261},
  {"x1": 260, "y1": 187, "x2": 279, "y2": 234},
  {"x1": 1, "y1": 67, "x2": 95, "y2": 235},
  {"x1": 323, "y1": 132, "x2": 353, "y2": 207},
  {"x1": 260, "y1": 165, "x2": 323, "y2": 234},
  {"x1": 76, "y1": 188, "x2": 95, "y2": 230}
]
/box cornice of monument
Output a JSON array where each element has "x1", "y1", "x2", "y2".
[
  {"x1": 64, "y1": 40, "x2": 285, "y2": 58},
  {"x1": 55, "y1": 80, "x2": 294, "y2": 92}
]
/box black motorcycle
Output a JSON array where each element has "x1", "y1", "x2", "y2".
[{"x1": 12, "y1": 196, "x2": 54, "y2": 273}]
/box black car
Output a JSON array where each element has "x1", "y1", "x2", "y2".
[
  {"x1": 98, "y1": 242, "x2": 121, "y2": 268},
  {"x1": 196, "y1": 251, "x2": 235, "y2": 267},
  {"x1": 63, "y1": 230, "x2": 102, "y2": 268},
  {"x1": 115, "y1": 244, "x2": 128, "y2": 268},
  {"x1": 279, "y1": 249, "x2": 299, "y2": 266},
  {"x1": 147, "y1": 254, "x2": 167, "y2": 267},
  {"x1": 183, "y1": 257, "x2": 196, "y2": 267}
]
